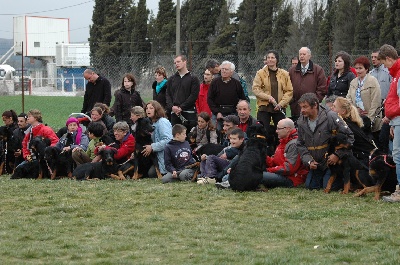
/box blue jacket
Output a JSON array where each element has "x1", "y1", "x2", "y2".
[
  {"x1": 151, "y1": 117, "x2": 172, "y2": 174},
  {"x1": 164, "y1": 140, "x2": 195, "y2": 172}
]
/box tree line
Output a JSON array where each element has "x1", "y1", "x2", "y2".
[{"x1": 89, "y1": 0, "x2": 399, "y2": 59}]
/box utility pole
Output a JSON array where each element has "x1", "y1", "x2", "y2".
[{"x1": 176, "y1": 0, "x2": 180, "y2": 56}]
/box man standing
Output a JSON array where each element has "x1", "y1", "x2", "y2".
[
  {"x1": 195, "y1": 69, "x2": 213, "y2": 116},
  {"x1": 296, "y1": 93, "x2": 354, "y2": 190},
  {"x1": 371, "y1": 49, "x2": 392, "y2": 153},
  {"x1": 289, "y1": 47, "x2": 326, "y2": 122},
  {"x1": 166, "y1": 55, "x2": 200, "y2": 132},
  {"x1": 378, "y1": 44, "x2": 400, "y2": 202},
  {"x1": 208, "y1": 61, "x2": 246, "y2": 130},
  {"x1": 205, "y1": 58, "x2": 250, "y2": 102},
  {"x1": 262, "y1": 118, "x2": 308, "y2": 188},
  {"x1": 81, "y1": 69, "x2": 112, "y2": 114}
]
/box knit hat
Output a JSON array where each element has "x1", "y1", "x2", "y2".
[
  {"x1": 66, "y1": 117, "x2": 82, "y2": 144},
  {"x1": 223, "y1": 115, "x2": 239, "y2": 125}
]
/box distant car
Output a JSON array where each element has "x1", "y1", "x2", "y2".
[{"x1": 14, "y1": 69, "x2": 31, "y2": 91}]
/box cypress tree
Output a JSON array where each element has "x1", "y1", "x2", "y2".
[
  {"x1": 332, "y1": 0, "x2": 359, "y2": 53},
  {"x1": 89, "y1": 0, "x2": 114, "y2": 58},
  {"x1": 368, "y1": 0, "x2": 387, "y2": 49},
  {"x1": 354, "y1": 0, "x2": 370, "y2": 52},
  {"x1": 152, "y1": 0, "x2": 176, "y2": 54},
  {"x1": 236, "y1": 0, "x2": 256, "y2": 54},
  {"x1": 315, "y1": 0, "x2": 336, "y2": 55},
  {"x1": 130, "y1": 0, "x2": 151, "y2": 54},
  {"x1": 270, "y1": 3, "x2": 293, "y2": 54},
  {"x1": 186, "y1": 0, "x2": 224, "y2": 56}
]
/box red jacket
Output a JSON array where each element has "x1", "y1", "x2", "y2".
[
  {"x1": 95, "y1": 133, "x2": 135, "y2": 164},
  {"x1": 385, "y1": 59, "x2": 400, "y2": 119},
  {"x1": 196, "y1": 82, "x2": 212, "y2": 115},
  {"x1": 265, "y1": 129, "x2": 308, "y2": 187},
  {"x1": 22, "y1": 124, "x2": 59, "y2": 159}
]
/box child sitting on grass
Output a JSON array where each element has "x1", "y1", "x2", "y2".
[
  {"x1": 162, "y1": 124, "x2": 197, "y2": 183},
  {"x1": 72, "y1": 121, "x2": 113, "y2": 165},
  {"x1": 197, "y1": 128, "x2": 245, "y2": 184}
]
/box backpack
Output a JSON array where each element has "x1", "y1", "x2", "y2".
[{"x1": 239, "y1": 76, "x2": 250, "y2": 102}]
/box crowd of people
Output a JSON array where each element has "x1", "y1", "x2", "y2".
[{"x1": 1, "y1": 44, "x2": 400, "y2": 202}]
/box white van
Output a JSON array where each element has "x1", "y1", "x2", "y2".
[{"x1": 0, "y1": 64, "x2": 16, "y2": 81}]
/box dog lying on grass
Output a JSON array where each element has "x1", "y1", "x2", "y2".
[
  {"x1": 354, "y1": 149, "x2": 397, "y2": 200},
  {"x1": 44, "y1": 146, "x2": 73, "y2": 180},
  {"x1": 229, "y1": 123, "x2": 268, "y2": 191},
  {"x1": 324, "y1": 132, "x2": 366, "y2": 194},
  {"x1": 72, "y1": 147, "x2": 125, "y2": 180}
]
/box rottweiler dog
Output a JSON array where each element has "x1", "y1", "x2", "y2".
[
  {"x1": 324, "y1": 132, "x2": 366, "y2": 194},
  {"x1": 72, "y1": 147, "x2": 125, "y2": 180},
  {"x1": 11, "y1": 137, "x2": 51, "y2": 179},
  {"x1": 45, "y1": 132, "x2": 75, "y2": 180},
  {"x1": 0, "y1": 125, "x2": 17, "y2": 175},
  {"x1": 132, "y1": 117, "x2": 161, "y2": 179},
  {"x1": 354, "y1": 149, "x2": 397, "y2": 200},
  {"x1": 29, "y1": 137, "x2": 52, "y2": 179},
  {"x1": 229, "y1": 123, "x2": 268, "y2": 191}
]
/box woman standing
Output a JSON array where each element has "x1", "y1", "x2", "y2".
[
  {"x1": 142, "y1": 100, "x2": 172, "y2": 178},
  {"x1": 113, "y1": 73, "x2": 144, "y2": 126},
  {"x1": 152, "y1": 66, "x2": 168, "y2": 110},
  {"x1": 347, "y1": 56, "x2": 382, "y2": 136},
  {"x1": 252, "y1": 50, "x2": 293, "y2": 146},
  {"x1": 327, "y1": 51, "x2": 356, "y2": 97}
]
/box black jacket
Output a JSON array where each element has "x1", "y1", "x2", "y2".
[
  {"x1": 113, "y1": 87, "x2": 144, "y2": 124},
  {"x1": 152, "y1": 80, "x2": 167, "y2": 109},
  {"x1": 166, "y1": 71, "x2": 200, "y2": 112},
  {"x1": 207, "y1": 77, "x2": 246, "y2": 115},
  {"x1": 81, "y1": 75, "x2": 112, "y2": 113},
  {"x1": 327, "y1": 70, "x2": 356, "y2": 97}
]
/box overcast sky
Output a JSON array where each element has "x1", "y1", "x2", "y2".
[
  {"x1": 0, "y1": 1, "x2": 242, "y2": 43},
  {"x1": 0, "y1": 0, "x2": 163, "y2": 43}
]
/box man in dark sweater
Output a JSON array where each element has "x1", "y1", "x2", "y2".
[
  {"x1": 207, "y1": 61, "x2": 246, "y2": 131},
  {"x1": 81, "y1": 69, "x2": 112, "y2": 114},
  {"x1": 166, "y1": 55, "x2": 200, "y2": 133}
]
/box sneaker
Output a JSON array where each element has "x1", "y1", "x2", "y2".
[
  {"x1": 215, "y1": 180, "x2": 231, "y2": 189},
  {"x1": 197, "y1": 177, "x2": 216, "y2": 185},
  {"x1": 382, "y1": 185, "x2": 400, "y2": 202}
]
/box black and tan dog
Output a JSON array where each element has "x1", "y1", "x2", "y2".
[
  {"x1": 131, "y1": 117, "x2": 161, "y2": 179},
  {"x1": 324, "y1": 133, "x2": 366, "y2": 194},
  {"x1": 72, "y1": 147, "x2": 125, "y2": 180},
  {"x1": 229, "y1": 123, "x2": 268, "y2": 191},
  {"x1": 11, "y1": 136, "x2": 51, "y2": 179},
  {"x1": 44, "y1": 146, "x2": 74, "y2": 180},
  {"x1": 354, "y1": 149, "x2": 397, "y2": 200}
]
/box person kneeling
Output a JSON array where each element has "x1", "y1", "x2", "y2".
[
  {"x1": 162, "y1": 124, "x2": 197, "y2": 183},
  {"x1": 262, "y1": 118, "x2": 308, "y2": 188}
]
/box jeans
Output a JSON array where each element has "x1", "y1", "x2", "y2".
[
  {"x1": 261, "y1": 172, "x2": 294, "y2": 188},
  {"x1": 392, "y1": 125, "x2": 400, "y2": 184},
  {"x1": 305, "y1": 168, "x2": 343, "y2": 190},
  {"x1": 161, "y1": 168, "x2": 195, "y2": 183}
]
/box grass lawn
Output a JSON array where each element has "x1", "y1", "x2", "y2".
[{"x1": 0, "y1": 96, "x2": 399, "y2": 264}]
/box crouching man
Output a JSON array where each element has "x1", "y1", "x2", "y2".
[{"x1": 262, "y1": 118, "x2": 308, "y2": 188}]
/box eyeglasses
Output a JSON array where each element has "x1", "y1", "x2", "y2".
[{"x1": 276, "y1": 127, "x2": 287, "y2": 130}]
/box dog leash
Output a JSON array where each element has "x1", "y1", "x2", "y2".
[{"x1": 369, "y1": 154, "x2": 396, "y2": 168}]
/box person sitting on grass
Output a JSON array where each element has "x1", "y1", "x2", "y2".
[
  {"x1": 50, "y1": 117, "x2": 89, "y2": 172},
  {"x1": 11, "y1": 109, "x2": 59, "y2": 178},
  {"x1": 162, "y1": 124, "x2": 197, "y2": 183},
  {"x1": 95, "y1": 121, "x2": 135, "y2": 164},
  {"x1": 189, "y1": 112, "x2": 218, "y2": 153},
  {"x1": 72, "y1": 121, "x2": 113, "y2": 165},
  {"x1": 197, "y1": 128, "x2": 245, "y2": 185}
]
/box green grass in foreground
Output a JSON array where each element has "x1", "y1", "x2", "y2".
[
  {"x1": 1, "y1": 96, "x2": 399, "y2": 264},
  {"x1": 0, "y1": 176, "x2": 400, "y2": 264}
]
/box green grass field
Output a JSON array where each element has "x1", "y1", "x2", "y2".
[{"x1": 0, "y1": 95, "x2": 399, "y2": 264}]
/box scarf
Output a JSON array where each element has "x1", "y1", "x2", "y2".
[{"x1": 156, "y1": 79, "x2": 167, "y2": 94}]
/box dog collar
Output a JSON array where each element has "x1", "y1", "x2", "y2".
[
  {"x1": 256, "y1": 134, "x2": 266, "y2": 139},
  {"x1": 369, "y1": 154, "x2": 396, "y2": 168}
]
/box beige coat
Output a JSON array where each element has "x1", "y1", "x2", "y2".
[
  {"x1": 252, "y1": 67, "x2": 293, "y2": 108},
  {"x1": 347, "y1": 74, "x2": 382, "y2": 132}
]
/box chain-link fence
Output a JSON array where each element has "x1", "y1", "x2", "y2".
[{"x1": 3, "y1": 52, "x2": 371, "y2": 97}]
